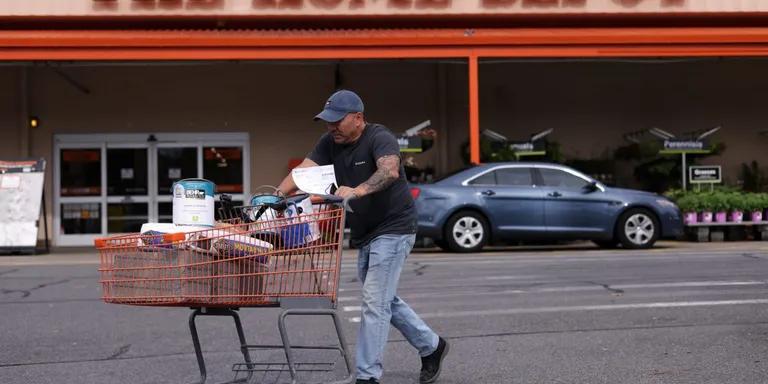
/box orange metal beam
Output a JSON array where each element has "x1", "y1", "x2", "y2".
[
  {"x1": 5, "y1": 44, "x2": 768, "y2": 61},
  {"x1": 469, "y1": 53, "x2": 480, "y2": 165},
  {"x1": 3, "y1": 28, "x2": 768, "y2": 61},
  {"x1": 7, "y1": 28, "x2": 768, "y2": 49}
]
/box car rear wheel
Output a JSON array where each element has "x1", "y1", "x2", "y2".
[
  {"x1": 616, "y1": 208, "x2": 659, "y2": 249},
  {"x1": 444, "y1": 211, "x2": 489, "y2": 253}
]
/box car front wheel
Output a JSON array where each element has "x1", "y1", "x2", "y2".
[
  {"x1": 616, "y1": 208, "x2": 659, "y2": 249},
  {"x1": 444, "y1": 211, "x2": 489, "y2": 253}
]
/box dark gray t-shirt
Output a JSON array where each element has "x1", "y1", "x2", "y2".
[{"x1": 308, "y1": 123, "x2": 417, "y2": 247}]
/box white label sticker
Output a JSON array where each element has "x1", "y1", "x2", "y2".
[
  {"x1": 0, "y1": 175, "x2": 21, "y2": 189},
  {"x1": 121, "y1": 168, "x2": 134, "y2": 180},
  {"x1": 168, "y1": 168, "x2": 181, "y2": 179}
]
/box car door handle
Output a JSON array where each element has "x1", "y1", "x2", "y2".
[
  {"x1": 481, "y1": 190, "x2": 496, "y2": 196},
  {"x1": 548, "y1": 191, "x2": 562, "y2": 198}
]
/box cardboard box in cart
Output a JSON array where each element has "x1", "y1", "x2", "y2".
[
  {"x1": 106, "y1": 246, "x2": 271, "y2": 306},
  {"x1": 209, "y1": 255, "x2": 271, "y2": 304}
]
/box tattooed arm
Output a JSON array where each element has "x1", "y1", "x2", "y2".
[{"x1": 335, "y1": 155, "x2": 401, "y2": 199}]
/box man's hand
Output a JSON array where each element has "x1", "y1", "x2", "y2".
[{"x1": 334, "y1": 186, "x2": 359, "y2": 199}]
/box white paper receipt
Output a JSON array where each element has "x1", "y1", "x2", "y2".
[{"x1": 292, "y1": 165, "x2": 338, "y2": 195}]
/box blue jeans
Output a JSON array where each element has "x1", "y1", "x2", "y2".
[{"x1": 356, "y1": 233, "x2": 439, "y2": 381}]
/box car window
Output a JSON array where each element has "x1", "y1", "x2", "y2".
[
  {"x1": 539, "y1": 168, "x2": 589, "y2": 189},
  {"x1": 468, "y1": 171, "x2": 496, "y2": 185},
  {"x1": 495, "y1": 168, "x2": 532, "y2": 186}
]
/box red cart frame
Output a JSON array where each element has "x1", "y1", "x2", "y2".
[{"x1": 96, "y1": 196, "x2": 354, "y2": 384}]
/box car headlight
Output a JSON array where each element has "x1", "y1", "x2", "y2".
[{"x1": 655, "y1": 199, "x2": 678, "y2": 209}]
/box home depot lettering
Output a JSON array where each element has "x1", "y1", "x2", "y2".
[
  {"x1": 96, "y1": 0, "x2": 454, "y2": 9},
  {"x1": 253, "y1": 0, "x2": 451, "y2": 9},
  {"x1": 482, "y1": 0, "x2": 682, "y2": 6},
  {"x1": 253, "y1": 0, "x2": 676, "y2": 8},
  {"x1": 95, "y1": 0, "x2": 684, "y2": 10}
]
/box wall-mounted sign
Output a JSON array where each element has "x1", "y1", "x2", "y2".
[
  {"x1": 689, "y1": 165, "x2": 721, "y2": 184},
  {"x1": 399, "y1": 136, "x2": 423, "y2": 153},
  {"x1": 659, "y1": 140, "x2": 712, "y2": 154},
  {"x1": 1, "y1": 0, "x2": 755, "y2": 17},
  {"x1": 509, "y1": 141, "x2": 546, "y2": 157}
]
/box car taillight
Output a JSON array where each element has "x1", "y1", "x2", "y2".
[{"x1": 410, "y1": 187, "x2": 421, "y2": 200}]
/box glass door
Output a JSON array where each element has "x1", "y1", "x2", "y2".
[
  {"x1": 106, "y1": 144, "x2": 150, "y2": 234},
  {"x1": 202, "y1": 145, "x2": 246, "y2": 219},
  {"x1": 55, "y1": 133, "x2": 250, "y2": 246},
  {"x1": 56, "y1": 145, "x2": 104, "y2": 246},
  {"x1": 155, "y1": 144, "x2": 198, "y2": 223}
]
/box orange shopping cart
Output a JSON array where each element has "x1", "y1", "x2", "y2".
[{"x1": 96, "y1": 193, "x2": 354, "y2": 384}]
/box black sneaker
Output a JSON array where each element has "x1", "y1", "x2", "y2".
[
  {"x1": 356, "y1": 378, "x2": 379, "y2": 384},
  {"x1": 420, "y1": 337, "x2": 450, "y2": 384}
]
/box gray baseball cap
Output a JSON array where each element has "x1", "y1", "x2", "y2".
[{"x1": 314, "y1": 90, "x2": 365, "y2": 123}]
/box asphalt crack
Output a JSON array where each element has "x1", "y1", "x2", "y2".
[
  {"x1": 0, "y1": 268, "x2": 19, "y2": 277},
  {"x1": 742, "y1": 253, "x2": 764, "y2": 260},
  {"x1": 0, "y1": 289, "x2": 31, "y2": 298},
  {"x1": 106, "y1": 344, "x2": 131, "y2": 360},
  {"x1": 0, "y1": 279, "x2": 71, "y2": 299},
  {"x1": 586, "y1": 281, "x2": 624, "y2": 296},
  {"x1": 413, "y1": 262, "x2": 428, "y2": 276}
]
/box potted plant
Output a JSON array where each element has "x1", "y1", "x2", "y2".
[
  {"x1": 727, "y1": 192, "x2": 745, "y2": 223},
  {"x1": 745, "y1": 193, "x2": 763, "y2": 222},
  {"x1": 758, "y1": 193, "x2": 768, "y2": 223},
  {"x1": 699, "y1": 193, "x2": 714, "y2": 223},
  {"x1": 711, "y1": 192, "x2": 729, "y2": 223},
  {"x1": 677, "y1": 194, "x2": 698, "y2": 225}
]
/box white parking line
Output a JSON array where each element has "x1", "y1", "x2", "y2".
[
  {"x1": 347, "y1": 298, "x2": 768, "y2": 323},
  {"x1": 338, "y1": 252, "x2": 763, "y2": 270},
  {"x1": 337, "y1": 280, "x2": 768, "y2": 303}
]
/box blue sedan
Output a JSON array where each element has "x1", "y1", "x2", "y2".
[{"x1": 412, "y1": 163, "x2": 683, "y2": 252}]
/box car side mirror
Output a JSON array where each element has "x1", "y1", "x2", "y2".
[{"x1": 584, "y1": 181, "x2": 600, "y2": 193}]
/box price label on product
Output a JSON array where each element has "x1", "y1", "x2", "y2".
[{"x1": 0, "y1": 175, "x2": 21, "y2": 189}]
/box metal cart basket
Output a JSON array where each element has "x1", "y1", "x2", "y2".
[{"x1": 96, "y1": 194, "x2": 354, "y2": 384}]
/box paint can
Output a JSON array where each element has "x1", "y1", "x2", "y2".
[{"x1": 172, "y1": 178, "x2": 215, "y2": 227}]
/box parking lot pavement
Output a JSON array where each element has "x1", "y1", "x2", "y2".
[{"x1": 1, "y1": 242, "x2": 768, "y2": 383}]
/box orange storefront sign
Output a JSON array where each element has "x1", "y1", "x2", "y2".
[{"x1": 1, "y1": 0, "x2": 767, "y2": 16}]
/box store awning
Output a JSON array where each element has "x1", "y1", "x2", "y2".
[{"x1": 5, "y1": 28, "x2": 768, "y2": 60}]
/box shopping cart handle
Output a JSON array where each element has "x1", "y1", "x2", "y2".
[
  {"x1": 343, "y1": 196, "x2": 355, "y2": 213},
  {"x1": 310, "y1": 194, "x2": 355, "y2": 213}
]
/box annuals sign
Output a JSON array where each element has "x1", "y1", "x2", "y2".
[{"x1": 4, "y1": 0, "x2": 764, "y2": 16}]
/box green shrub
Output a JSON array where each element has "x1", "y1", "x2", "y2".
[
  {"x1": 676, "y1": 194, "x2": 695, "y2": 212},
  {"x1": 707, "y1": 192, "x2": 729, "y2": 212},
  {"x1": 664, "y1": 188, "x2": 686, "y2": 202},
  {"x1": 726, "y1": 193, "x2": 747, "y2": 212},
  {"x1": 742, "y1": 194, "x2": 759, "y2": 212},
  {"x1": 756, "y1": 193, "x2": 768, "y2": 211}
]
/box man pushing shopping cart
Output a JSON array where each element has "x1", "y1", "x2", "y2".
[{"x1": 277, "y1": 90, "x2": 450, "y2": 384}]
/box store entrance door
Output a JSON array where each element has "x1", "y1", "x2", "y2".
[{"x1": 54, "y1": 133, "x2": 250, "y2": 246}]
